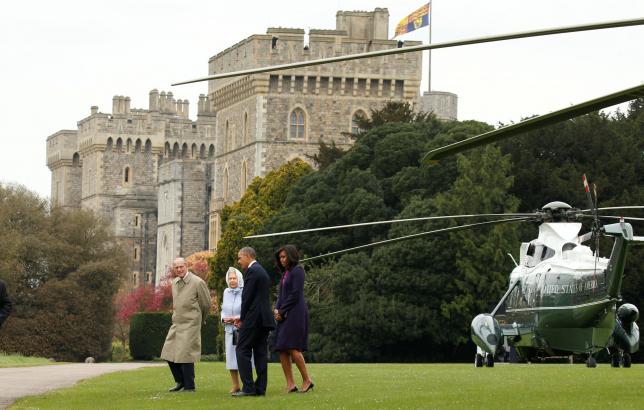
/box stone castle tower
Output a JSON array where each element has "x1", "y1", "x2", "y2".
[
  {"x1": 207, "y1": 8, "x2": 424, "y2": 248},
  {"x1": 47, "y1": 92, "x2": 216, "y2": 286},
  {"x1": 46, "y1": 8, "x2": 456, "y2": 285}
]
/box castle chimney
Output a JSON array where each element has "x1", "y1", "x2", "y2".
[
  {"x1": 182, "y1": 100, "x2": 189, "y2": 118},
  {"x1": 124, "y1": 97, "x2": 131, "y2": 115},
  {"x1": 198, "y1": 94, "x2": 205, "y2": 114},
  {"x1": 149, "y1": 89, "x2": 159, "y2": 111},
  {"x1": 177, "y1": 99, "x2": 183, "y2": 117},
  {"x1": 160, "y1": 91, "x2": 167, "y2": 113},
  {"x1": 91, "y1": 106, "x2": 98, "y2": 115},
  {"x1": 167, "y1": 92, "x2": 176, "y2": 114},
  {"x1": 112, "y1": 96, "x2": 119, "y2": 114}
]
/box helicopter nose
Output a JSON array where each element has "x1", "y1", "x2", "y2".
[{"x1": 471, "y1": 314, "x2": 502, "y2": 355}]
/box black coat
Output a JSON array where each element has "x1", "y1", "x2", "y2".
[
  {"x1": 240, "y1": 262, "x2": 275, "y2": 330},
  {"x1": 274, "y1": 264, "x2": 309, "y2": 351},
  {"x1": 0, "y1": 280, "x2": 12, "y2": 328}
]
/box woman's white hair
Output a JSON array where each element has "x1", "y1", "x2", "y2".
[{"x1": 225, "y1": 267, "x2": 244, "y2": 288}]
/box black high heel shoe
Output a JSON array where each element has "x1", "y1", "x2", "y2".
[
  {"x1": 287, "y1": 386, "x2": 298, "y2": 393},
  {"x1": 299, "y1": 382, "x2": 314, "y2": 393}
]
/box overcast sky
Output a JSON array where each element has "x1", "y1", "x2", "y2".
[{"x1": 1, "y1": 0, "x2": 642, "y2": 198}]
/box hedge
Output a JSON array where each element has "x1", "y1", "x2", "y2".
[{"x1": 129, "y1": 312, "x2": 218, "y2": 360}]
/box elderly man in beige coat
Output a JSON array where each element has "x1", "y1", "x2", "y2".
[{"x1": 161, "y1": 257, "x2": 211, "y2": 393}]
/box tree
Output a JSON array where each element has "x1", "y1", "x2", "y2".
[
  {"x1": 0, "y1": 184, "x2": 127, "y2": 361},
  {"x1": 208, "y1": 159, "x2": 313, "y2": 291}
]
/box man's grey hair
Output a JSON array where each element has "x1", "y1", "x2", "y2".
[{"x1": 239, "y1": 246, "x2": 256, "y2": 259}]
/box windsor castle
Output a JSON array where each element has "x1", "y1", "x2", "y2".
[{"x1": 46, "y1": 8, "x2": 457, "y2": 286}]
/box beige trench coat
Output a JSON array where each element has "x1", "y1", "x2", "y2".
[{"x1": 160, "y1": 272, "x2": 211, "y2": 363}]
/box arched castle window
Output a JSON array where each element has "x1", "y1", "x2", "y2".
[
  {"x1": 106, "y1": 137, "x2": 113, "y2": 152},
  {"x1": 164, "y1": 142, "x2": 170, "y2": 157},
  {"x1": 351, "y1": 110, "x2": 367, "y2": 134},
  {"x1": 225, "y1": 120, "x2": 230, "y2": 152},
  {"x1": 243, "y1": 112, "x2": 248, "y2": 145},
  {"x1": 182, "y1": 143, "x2": 188, "y2": 159},
  {"x1": 124, "y1": 166, "x2": 131, "y2": 184},
  {"x1": 223, "y1": 167, "x2": 229, "y2": 202},
  {"x1": 72, "y1": 152, "x2": 80, "y2": 166},
  {"x1": 172, "y1": 142, "x2": 179, "y2": 158},
  {"x1": 241, "y1": 161, "x2": 248, "y2": 193},
  {"x1": 116, "y1": 138, "x2": 123, "y2": 152},
  {"x1": 289, "y1": 108, "x2": 306, "y2": 139},
  {"x1": 135, "y1": 139, "x2": 142, "y2": 153},
  {"x1": 191, "y1": 143, "x2": 197, "y2": 158},
  {"x1": 145, "y1": 139, "x2": 151, "y2": 154},
  {"x1": 200, "y1": 144, "x2": 206, "y2": 159},
  {"x1": 126, "y1": 138, "x2": 132, "y2": 152},
  {"x1": 209, "y1": 145, "x2": 215, "y2": 158}
]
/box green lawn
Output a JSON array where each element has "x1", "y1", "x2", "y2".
[
  {"x1": 10, "y1": 362, "x2": 644, "y2": 409},
  {"x1": 0, "y1": 353, "x2": 54, "y2": 368}
]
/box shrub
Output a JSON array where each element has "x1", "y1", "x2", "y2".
[{"x1": 129, "y1": 313, "x2": 219, "y2": 360}]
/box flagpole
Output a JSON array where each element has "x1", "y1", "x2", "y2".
[{"x1": 428, "y1": 1, "x2": 432, "y2": 93}]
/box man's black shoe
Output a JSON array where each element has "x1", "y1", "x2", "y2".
[
  {"x1": 180, "y1": 388, "x2": 196, "y2": 393},
  {"x1": 168, "y1": 384, "x2": 184, "y2": 392},
  {"x1": 232, "y1": 391, "x2": 256, "y2": 397}
]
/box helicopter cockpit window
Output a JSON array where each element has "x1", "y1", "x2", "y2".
[
  {"x1": 562, "y1": 242, "x2": 577, "y2": 252},
  {"x1": 525, "y1": 243, "x2": 555, "y2": 268}
]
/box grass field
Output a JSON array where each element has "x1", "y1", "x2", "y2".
[
  {"x1": 10, "y1": 362, "x2": 644, "y2": 409},
  {"x1": 0, "y1": 353, "x2": 53, "y2": 368}
]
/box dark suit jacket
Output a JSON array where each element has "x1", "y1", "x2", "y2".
[
  {"x1": 240, "y1": 261, "x2": 275, "y2": 330},
  {"x1": 0, "y1": 280, "x2": 12, "y2": 328}
]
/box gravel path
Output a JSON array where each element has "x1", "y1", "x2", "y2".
[{"x1": 0, "y1": 362, "x2": 163, "y2": 409}]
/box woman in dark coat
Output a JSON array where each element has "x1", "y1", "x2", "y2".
[{"x1": 273, "y1": 244, "x2": 314, "y2": 393}]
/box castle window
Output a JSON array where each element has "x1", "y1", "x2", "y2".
[
  {"x1": 243, "y1": 113, "x2": 248, "y2": 145},
  {"x1": 241, "y1": 161, "x2": 248, "y2": 192},
  {"x1": 289, "y1": 108, "x2": 306, "y2": 139},
  {"x1": 135, "y1": 139, "x2": 142, "y2": 153},
  {"x1": 126, "y1": 138, "x2": 131, "y2": 152},
  {"x1": 223, "y1": 167, "x2": 229, "y2": 202},
  {"x1": 124, "y1": 167, "x2": 131, "y2": 184},
  {"x1": 132, "y1": 271, "x2": 139, "y2": 285},
  {"x1": 72, "y1": 152, "x2": 80, "y2": 166},
  {"x1": 134, "y1": 215, "x2": 140, "y2": 227},
  {"x1": 209, "y1": 144, "x2": 215, "y2": 158},
  {"x1": 382, "y1": 79, "x2": 392, "y2": 97},
  {"x1": 269, "y1": 75, "x2": 278, "y2": 93},
  {"x1": 182, "y1": 143, "x2": 188, "y2": 159},
  {"x1": 357, "y1": 79, "x2": 366, "y2": 96},
  {"x1": 116, "y1": 138, "x2": 123, "y2": 152},
  {"x1": 351, "y1": 110, "x2": 367, "y2": 134},
  {"x1": 133, "y1": 246, "x2": 139, "y2": 261},
  {"x1": 395, "y1": 80, "x2": 404, "y2": 98},
  {"x1": 145, "y1": 139, "x2": 151, "y2": 153},
  {"x1": 145, "y1": 272, "x2": 152, "y2": 283},
  {"x1": 225, "y1": 120, "x2": 230, "y2": 152},
  {"x1": 294, "y1": 76, "x2": 304, "y2": 92},
  {"x1": 165, "y1": 142, "x2": 171, "y2": 157},
  {"x1": 191, "y1": 143, "x2": 197, "y2": 158},
  {"x1": 200, "y1": 144, "x2": 206, "y2": 159},
  {"x1": 173, "y1": 142, "x2": 179, "y2": 158},
  {"x1": 106, "y1": 138, "x2": 113, "y2": 152}
]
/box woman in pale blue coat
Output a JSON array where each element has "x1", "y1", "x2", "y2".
[{"x1": 221, "y1": 267, "x2": 253, "y2": 393}]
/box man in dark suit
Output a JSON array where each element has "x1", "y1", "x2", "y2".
[
  {"x1": 0, "y1": 279, "x2": 12, "y2": 329},
  {"x1": 233, "y1": 246, "x2": 275, "y2": 397}
]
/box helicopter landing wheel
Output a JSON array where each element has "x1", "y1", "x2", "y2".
[
  {"x1": 586, "y1": 356, "x2": 597, "y2": 368},
  {"x1": 475, "y1": 353, "x2": 484, "y2": 367},
  {"x1": 611, "y1": 352, "x2": 621, "y2": 368},
  {"x1": 622, "y1": 353, "x2": 632, "y2": 368},
  {"x1": 485, "y1": 353, "x2": 494, "y2": 367}
]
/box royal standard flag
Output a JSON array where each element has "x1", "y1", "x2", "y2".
[{"x1": 394, "y1": 3, "x2": 430, "y2": 37}]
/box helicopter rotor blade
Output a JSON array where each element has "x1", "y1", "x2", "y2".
[
  {"x1": 172, "y1": 18, "x2": 644, "y2": 86},
  {"x1": 584, "y1": 215, "x2": 644, "y2": 222},
  {"x1": 244, "y1": 213, "x2": 538, "y2": 239},
  {"x1": 300, "y1": 217, "x2": 532, "y2": 262},
  {"x1": 580, "y1": 206, "x2": 644, "y2": 212},
  {"x1": 422, "y1": 84, "x2": 644, "y2": 164}
]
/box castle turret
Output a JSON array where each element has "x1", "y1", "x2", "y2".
[{"x1": 149, "y1": 89, "x2": 159, "y2": 112}]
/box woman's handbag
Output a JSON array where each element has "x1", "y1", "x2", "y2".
[{"x1": 232, "y1": 329, "x2": 239, "y2": 345}]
